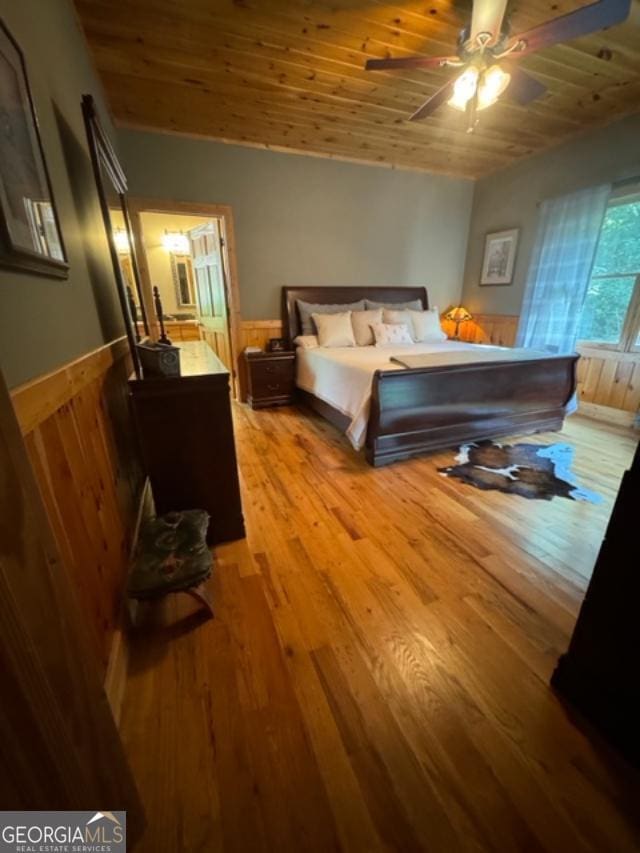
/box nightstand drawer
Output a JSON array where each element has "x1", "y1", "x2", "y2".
[
  {"x1": 251, "y1": 374, "x2": 294, "y2": 397},
  {"x1": 250, "y1": 359, "x2": 294, "y2": 384}
]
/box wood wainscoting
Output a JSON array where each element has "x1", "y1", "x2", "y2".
[
  {"x1": 575, "y1": 346, "x2": 640, "y2": 426},
  {"x1": 240, "y1": 319, "x2": 284, "y2": 350},
  {"x1": 0, "y1": 368, "x2": 145, "y2": 830},
  {"x1": 239, "y1": 316, "x2": 519, "y2": 351},
  {"x1": 240, "y1": 314, "x2": 639, "y2": 426},
  {"x1": 10, "y1": 337, "x2": 144, "y2": 710},
  {"x1": 442, "y1": 313, "x2": 519, "y2": 347}
]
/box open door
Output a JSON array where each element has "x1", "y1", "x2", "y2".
[
  {"x1": 0, "y1": 366, "x2": 144, "y2": 840},
  {"x1": 189, "y1": 220, "x2": 232, "y2": 370}
]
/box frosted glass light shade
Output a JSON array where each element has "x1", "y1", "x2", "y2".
[
  {"x1": 448, "y1": 67, "x2": 480, "y2": 111},
  {"x1": 113, "y1": 228, "x2": 130, "y2": 254},
  {"x1": 477, "y1": 65, "x2": 511, "y2": 111},
  {"x1": 162, "y1": 231, "x2": 190, "y2": 254}
]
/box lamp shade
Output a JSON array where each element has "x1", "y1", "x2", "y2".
[{"x1": 445, "y1": 306, "x2": 472, "y2": 323}]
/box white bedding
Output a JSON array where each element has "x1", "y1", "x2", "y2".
[{"x1": 296, "y1": 341, "x2": 509, "y2": 450}]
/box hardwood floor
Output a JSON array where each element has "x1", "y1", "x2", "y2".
[{"x1": 121, "y1": 407, "x2": 640, "y2": 852}]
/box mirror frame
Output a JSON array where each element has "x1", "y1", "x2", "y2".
[{"x1": 81, "y1": 94, "x2": 150, "y2": 378}]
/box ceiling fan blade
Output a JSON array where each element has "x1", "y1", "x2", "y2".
[
  {"x1": 365, "y1": 55, "x2": 456, "y2": 71},
  {"x1": 470, "y1": 0, "x2": 509, "y2": 42},
  {"x1": 512, "y1": 0, "x2": 631, "y2": 57},
  {"x1": 505, "y1": 67, "x2": 547, "y2": 105},
  {"x1": 409, "y1": 79, "x2": 455, "y2": 121}
]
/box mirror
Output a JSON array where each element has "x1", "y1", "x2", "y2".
[
  {"x1": 171, "y1": 254, "x2": 197, "y2": 308},
  {"x1": 81, "y1": 94, "x2": 149, "y2": 377}
]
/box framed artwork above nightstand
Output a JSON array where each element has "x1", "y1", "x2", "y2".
[{"x1": 244, "y1": 349, "x2": 295, "y2": 409}]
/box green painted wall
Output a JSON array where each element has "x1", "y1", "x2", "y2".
[
  {"x1": 118, "y1": 130, "x2": 474, "y2": 321},
  {"x1": 0, "y1": 0, "x2": 123, "y2": 388},
  {"x1": 461, "y1": 113, "x2": 640, "y2": 318}
]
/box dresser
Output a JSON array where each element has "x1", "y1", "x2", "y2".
[
  {"x1": 129, "y1": 341, "x2": 244, "y2": 545},
  {"x1": 244, "y1": 350, "x2": 296, "y2": 409}
]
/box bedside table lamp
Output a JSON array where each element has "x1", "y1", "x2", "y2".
[{"x1": 445, "y1": 305, "x2": 472, "y2": 340}]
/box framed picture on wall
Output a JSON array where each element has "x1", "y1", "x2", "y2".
[
  {"x1": 480, "y1": 228, "x2": 519, "y2": 286},
  {"x1": 0, "y1": 19, "x2": 68, "y2": 278}
]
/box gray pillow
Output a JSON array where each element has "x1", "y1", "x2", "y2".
[
  {"x1": 365, "y1": 298, "x2": 424, "y2": 311},
  {"x1": 297, "y1": 299, "x2": 366, "y2": 335}
]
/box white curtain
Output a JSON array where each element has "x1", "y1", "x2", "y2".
[{"x1": 517, "y1": 183, "x2": 611, "y2": 353}]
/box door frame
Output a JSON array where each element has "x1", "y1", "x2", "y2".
[{"x1": 129, "y1": 198, "x2": 242, "y2": 398}]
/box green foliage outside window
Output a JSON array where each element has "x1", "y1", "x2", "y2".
[{"x1": 578, "y1": 199, "x2": 640, "y2": 344}]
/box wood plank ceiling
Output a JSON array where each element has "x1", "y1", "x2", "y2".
[{"x1": 74, "y1": 0, "x2": 640, "y2": 178}]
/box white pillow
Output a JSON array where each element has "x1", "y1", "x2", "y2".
[
  {"x1": 311, "y1": 311, "x2": 355, "y2": 347},
  {"x1": 383, "y1": 308, "x2": 414, "y2": 339},
  {"x1": 371, "y1": 322, "x2": 414, "y2": 347},
  {"x1": 293, "y1": 335, "x2": 319, "y2": 349},
  {"x1": 351, "y1": 308, "x2": 382, "y2": 346},
  {"x1": 409, "y1": 307, "x2": 447, "y2": 343}
]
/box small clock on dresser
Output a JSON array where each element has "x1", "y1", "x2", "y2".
[{"x1": 244, "y1": 349, "x2": 296, "y2": 409}]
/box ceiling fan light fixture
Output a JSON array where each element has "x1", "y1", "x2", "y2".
[
  {"x1": 448, "y1": 66, "x2": 480, "y2": 111},
  {"x1": 476, "y1": 64, "x2": 511, "y2": 110}
]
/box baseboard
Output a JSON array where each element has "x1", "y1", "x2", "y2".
[
  {"x1": 104, "y1": 478, "x2": 153, "y2": 725},
  {"x1": 578, "y1": 401, "x2": 639, "y2": 428},
  {"x1": 103, "y1": 623, "x2": 128, "y2": 727}
]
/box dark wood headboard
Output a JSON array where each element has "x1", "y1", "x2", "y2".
[{"x1": 282, "y1": 286, "x2": 429, "y2": 343}]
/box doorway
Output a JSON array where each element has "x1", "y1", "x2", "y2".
[{"x1": 129, "y1": 199, "x2": 242, "y2": 396}]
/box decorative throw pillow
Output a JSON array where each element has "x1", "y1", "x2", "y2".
[
  {"x1": 351, "y1": 308, "x2": 383, "y2": 346},
  {"x1": 297, "y1": 299, "x2": 366, "y2": 335},
  {"x1": 365, "y1": 298, "x2": 423, "y2": 312},
  {"x1": 371, "y1": 322, "x2": 414, "y2": 347},
  {"x1": 312, "y1": 311, "x2": 356, "y2": 347},
  {"x1": 409, "y1": 307, "x2": 447, "y2": 343},
  {"x1": 383, "y1": 308, "x2": 415, "y2": 338},
  {"x1": 293, "y1": 335, "x2": 319, "y2": 349}
]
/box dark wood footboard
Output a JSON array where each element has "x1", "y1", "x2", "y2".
[{"x1": 366, "y1": 355, "x2": 579, "y2": 467}]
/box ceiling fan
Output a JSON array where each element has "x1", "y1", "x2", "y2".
[{"x1": 365, "y1": 0, "x2": 632, "y2": 131}]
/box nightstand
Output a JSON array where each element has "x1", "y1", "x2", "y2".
[{"x1": 244, "y1": 350, "x2": 296, "y2": 409}]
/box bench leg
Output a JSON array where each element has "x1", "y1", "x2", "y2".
[{"x1": 184, "y1": 581, "x2": 214, "y2": 619}]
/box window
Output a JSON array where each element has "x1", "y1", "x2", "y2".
[{"x1": 577, "y1": 194, "x2": 640, "y2": 351}]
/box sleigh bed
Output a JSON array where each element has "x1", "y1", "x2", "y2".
[{"x1": 283, "y1": 286, "x2": 579, "y2": 467}]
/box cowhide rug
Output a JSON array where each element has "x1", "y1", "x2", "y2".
[{"x1": 438, "y1": 440, "x2": 601, "y2": 503}]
